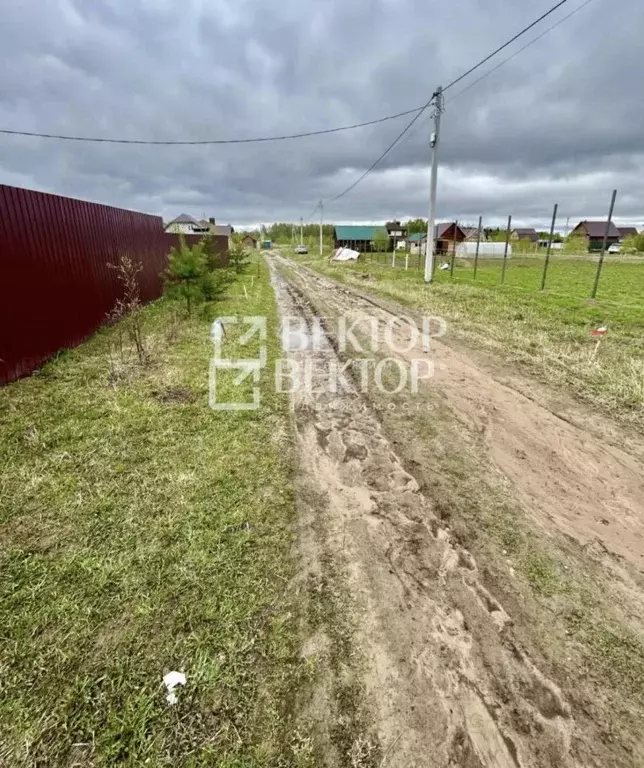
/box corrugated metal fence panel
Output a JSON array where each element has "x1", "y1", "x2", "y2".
[{"x1": 0, "y1": 185, "x2": 226, "y2": 385}]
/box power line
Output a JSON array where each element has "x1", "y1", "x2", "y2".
[
  {"x1": 322, "y1": 0, "x2": 574, "y2": 206},
  {"x1": 442, "y1": 0, "x2": 569, "y2": 92},
  {"x1": 305, "y1": 201, "x2": 321, "y2": 221},
  {"x1": 329, "y1": 105, "x2": 431, "y2": 203},
  {"x1": 0, "y1": 1, "x2": 570, "y2": 149},
  {"x1": 0, "y1": 108, "x2": 421, "y2": 146},
  {"x1": 447, "y1": 0, "x2": 596, "y2": 104}
]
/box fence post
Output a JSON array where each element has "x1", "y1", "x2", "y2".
[
  {"x1": 450, "y1": 220, "x2": 458, "y2": 278},
  {"x1": 540, "y1": 203, "x2": 558, "y2": 291},
  {"x1": 500, "y1": 215, "x2": 512, "y2": 284},
  {"x1": 473, "y1": 215, "x2": 482, "y2": 281},
  {"x1": 591, "y1": 189, "x2": 617, "y2": 300}
]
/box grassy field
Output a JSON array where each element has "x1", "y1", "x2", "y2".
[
  {"x1": 0, "y1": 260, "x2": 305, "y2": 766},
  {"x1": 290, "y1": 249, "x2": 644, "y2": 426},
  {"x1": 365, "y1": 250, "x2": 644, "y2": 305}
]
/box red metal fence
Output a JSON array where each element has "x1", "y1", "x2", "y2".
[{"x1": 0, "y1": 185, "x2": 227, "y2": 384}]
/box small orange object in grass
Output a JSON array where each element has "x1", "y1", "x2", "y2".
[{"x1": 590, "y1": 325, "x2": 608, "y2": 362}]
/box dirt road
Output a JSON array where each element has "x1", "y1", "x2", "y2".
[{"x1": 269, "y1": 254, "x2": 644, "y2": 767}]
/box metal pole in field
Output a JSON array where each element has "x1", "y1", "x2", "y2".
[
  {"x1": 319, "y1": 201, "x2": 323, "y2": 257},
  {"x1": 500, "y1": 214, "x2": 512, "y2": 284},
  {"x1": 450, "y1": 220, "x2": 458, "y2": 278},
  {"x1": 424, "y1": 86, "x2": 443, "y2": 283},
  {"x1": 540, "y1": 203, "x2": 558, "y2": 291},
  {"x1": 473, "y1": 215, "x2": 483, "y2": 281},
  {"x1": 591, "y1": 189, "x2": 617, "y2": 300},
  {"x1": 300, "y1": 217, "x2": 303, "y2": 245}
]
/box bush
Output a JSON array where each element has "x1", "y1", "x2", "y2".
[
  {"x1": 563, "y1": 234, "x2": 588, "y2": 255},
  {"x1": 622, "y1": 233, "x2": 644, "y2": 254},
  {"x1": 107, "y1": 255, "x2": 149, "y2": 366}
]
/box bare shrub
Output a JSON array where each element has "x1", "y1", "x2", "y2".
[{"x1": 106, "y1": 255, "x2": 149, "y2": 370}]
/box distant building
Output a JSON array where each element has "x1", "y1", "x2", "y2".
[
  {"x1": 462, "y1": 227, "x2": 484, "y2": 242},
  {"x1": 511, "y1": 228, "x2": 539, "y2": 243},
  {"x1": 570, "y1": 220, "x2": 620, "y2": 251},
  {"x1": 435, "y1": 222, "x2": 466, "y2": 254},
  {"x1": 165, "y1": 215, "x2": 233, "y2": 245},
  {"x1": 165, "y1": 213, "x2": 210, "y2": 235},
  {"x1": 334, "y1": 225, "x2": 387, "y2": 252},
  {"x1": 408, "y1": 232, "x2": 427, "y2": 255},
  {"x1": 617, "y1": 226, "x2": 639, "y2": 239},
  {"x1": 407, "y1": 224, "x2": 467, "y2": 255},
  {"x1": 385, "y1": 220, "x2": 408, "y2": 249},
  {"x1": 242, "y1": 234, "x2": 258, "y2": 250}
]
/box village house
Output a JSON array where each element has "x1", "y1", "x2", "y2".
[
  {"x1": 386, "y1": 220, "x2": 408, "y2": 249},
  {"x1": 511, "y1": 228, "x2": 539, "y2": 243},
  {"x1": 333, "y1": 225, "x2": 387, "y2": 252},
  {"x1": 570, "y1": 220, "x2": 621, "y2": 251},
  {"x1": 164, "y1": 213, "x2": 210, "y2": 235}
]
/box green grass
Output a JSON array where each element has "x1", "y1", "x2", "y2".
[
  {"x1": 292, "y1": 250, "x2": 644, "y2": 426},
  {"x1": 0, "y1": 261, "x2": 303, "y2": 766}
]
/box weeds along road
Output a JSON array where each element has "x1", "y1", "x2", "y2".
[{"x1": 269, "y1": 251, "x2": 644, "y2": 768}]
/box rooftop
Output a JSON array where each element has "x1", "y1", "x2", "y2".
[{"x1": 334, "y1": 225, "x2": 387, "y2": 241}]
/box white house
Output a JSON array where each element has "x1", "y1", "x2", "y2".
[{"x1": 165, "y1": 214, "x2": 210, "y2": 235}]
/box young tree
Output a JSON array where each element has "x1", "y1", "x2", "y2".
[
  {"x1": 374, "y1": 228, "x2": 389, "y2": 253},
  {"x1": 107, "y1": 255, "x2": 148, "y2": 365},
  {"x1": 228, "y1": 240, "x2": 251, "y2": 273},
  {"x1": 165, "y1": 237, "x2": 209, "y2": 314},
  {"x1": 404, "y1": 218, "x2": 427, "y2": 236}
]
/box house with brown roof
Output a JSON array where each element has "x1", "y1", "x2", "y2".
[
  {"x1": 617, "y1": 226, "x2": 639, "y2": 239},
  {"x1": 511, "y1": 228, "x2": 538, "y2": 243},
  {"x1": 436, "y1": 222, "x2": 466, "y2": 254},
  {"x1": 462, "y1": 227, "x2": 484, "y2": 242},
  {"x1": 570, "y1": 220, "x2": 620, "y2": 251}
]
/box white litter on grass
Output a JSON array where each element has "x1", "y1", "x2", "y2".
[
  {"x1": 163, "y1": 671, "x2": 187, "y2": 705},
  {"x1": 210, "y1": 318, "x2": 226, "y2": 344},
  {"x1": 439, "y1": 262, "x2": 450, "y2": 271},
  {"x1": 331, "y1": 247, "x2": 360, "y2": 262}
]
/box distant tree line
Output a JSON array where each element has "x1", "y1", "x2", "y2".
[{"x1": 266, "y1": 222, "x2": 334, "y2": 242}]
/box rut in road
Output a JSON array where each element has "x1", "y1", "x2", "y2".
[{"x1": 269, "y1": 257, "x2": 578, "y2": 768}]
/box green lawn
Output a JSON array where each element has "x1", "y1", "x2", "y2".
[
  {"x1": 0, "y1": 261, "x2": 304, "y2": 766},
  {"x1": 292, "y1": 249, "x2": 644, "y2": 426}
]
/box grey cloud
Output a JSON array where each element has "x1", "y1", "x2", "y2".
[{"x1": 0, "y1": 0, "x2": 643, "y2": 231}]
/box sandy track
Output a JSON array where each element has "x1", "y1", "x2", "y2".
[
  {"x1": 269, "y1": 257, "x2": 597, "y2": 767},
  {"x1": 280, "y1": 258, "x2": 644, "y2": 593}
]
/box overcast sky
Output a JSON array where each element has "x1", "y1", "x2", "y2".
[{"x1": 0, "y1": 0, "x2": 642, "y2": 230}]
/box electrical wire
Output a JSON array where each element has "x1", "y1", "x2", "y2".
[
  {"x1": 442, "y1": 0, "x2": 569, "y2": 93},
  {"x1": 329, "y1": 104, "x2": 431, "y2": 203},
  {"x1": 447, "y1": 0, "x2": 596, "y2": 104},
  {"x1": 0, "y1": 108, "x2": 421, "y2": 146},
  {"x1": 0, "y1": 0, "x2": 569, "y2": 148},
  {"x1": 322, "y1": 0, "x2": 576, "y2": 206},
  {"x1": 305, "y1": 201, "x2": 321, "y2": 221}
]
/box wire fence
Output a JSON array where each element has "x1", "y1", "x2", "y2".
[{"x1": 357, "y1": 192, "x2": 644, "y2": 308}]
